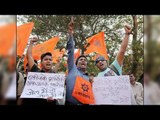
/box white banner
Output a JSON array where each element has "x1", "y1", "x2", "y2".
[
  {"x1": 92, "y1": 75, "x2": 131, "y2": 105},
  {"x1": 20, "y1": 72, "x2": 65, "y2": 99}
]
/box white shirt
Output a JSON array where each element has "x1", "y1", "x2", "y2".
[{"x1": 131, "y1": 82, "x2": 143, "y2": 105}]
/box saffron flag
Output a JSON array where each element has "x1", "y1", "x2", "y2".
[
  {"x1": 32, "y1": 37, "x2": 59, "y2": 61},
  {"x1": 52, "y1": 49, "x2": 62, "y2": 63},
  {"x1": 0, "y1": 23, "x2": 16, "y2": 56},
  {"x1": 72, "y1": 76, "x2": 95, "y2": 104},
  {"x1": 52, "y1": 48, "x2": 66, "y2": 63},
  {"x1": 17, "y1": 22, "x2": 34, "y2": 57},
  {"x1": 24, "y1": 37, "x2": 59, "y2": 70},
  {"x1": 84, "y1": 32, "x2": 108, "y2": 60}
]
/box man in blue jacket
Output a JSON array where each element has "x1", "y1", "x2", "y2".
[{"x1": 66, "y1": 18, "x2": 91, "y2": 105}]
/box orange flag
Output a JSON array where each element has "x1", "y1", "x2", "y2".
[
  {"x1": 72, "y1": 76, "x2": 95, "y2": 104},
  {"x1": 84, "y1": 32, "x2": 108, "y2": 60},
  {"x1": 23, "y1": 37, "x2": 59, "y2": 70},
  {"x1": 17, "y1": 22, "x2": 34, "y2": 57},
  {"x1": 52, "y1": 48, "x2": 66, "y2": 63},
  {"x1": 0, "y1": 23, "x2": 16, "y2": 56},
  {"x1": 32, "y1": 37, "x2": 59, "y2": 61},
  {"x1": 52, "y1": 49, "x2": 61, "y2": 63}
]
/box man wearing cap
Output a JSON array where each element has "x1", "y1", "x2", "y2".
[
  {"x1": 66, "y1": 18, "x2": 91, "y2": 105},
  {"x1": 94, "y1": 25, "x2": 137, "y2": 105},
  {"x1": 95, "y1": 25, "x2": 131, "y2": 76}
]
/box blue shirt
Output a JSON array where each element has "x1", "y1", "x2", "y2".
[{"x1": 66, "y1": 35, "x2": 89, "y2": 105}]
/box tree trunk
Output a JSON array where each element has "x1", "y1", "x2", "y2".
[{"x1": 132, "y1": 15, "x2": 138, "y2": 76}]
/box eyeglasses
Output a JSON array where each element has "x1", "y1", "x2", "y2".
[{"x1": 95, "y1": 60, "x2": 106, "y2": 65}]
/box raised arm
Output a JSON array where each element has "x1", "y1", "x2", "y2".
[
  {"x1": 117, "y1": 25, "x2": 132, "y2": 66},
  {"x1": 66, "y1": 17, "x2": 75, "y2": 72},
  {"x1": 26, "y1": 37, "x2": 38, "y2": 70}
]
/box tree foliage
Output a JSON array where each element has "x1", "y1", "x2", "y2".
[{"x1": 17, "y1": 15, "x2": 143, "y2": 80}]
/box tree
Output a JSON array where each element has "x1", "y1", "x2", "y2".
[{"x1": 17, "y1": 15, "x2": 143, "y2": 79}]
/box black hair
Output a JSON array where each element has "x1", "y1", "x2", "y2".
[
  {"x1": 75, "y1": 55, "x2": 87, "y2": 65},
  {"x1": 40, "y1": 52, "x2": 52, "y2": 61}
]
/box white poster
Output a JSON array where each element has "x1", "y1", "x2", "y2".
[
  {"x1": 20, "y1": 72, "x2": 65, "y2": 99},
  {"x1": 92, "y1": 75, "x2": 131, "y2": 105}
]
